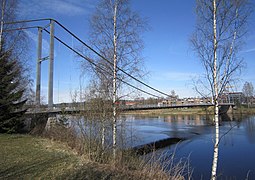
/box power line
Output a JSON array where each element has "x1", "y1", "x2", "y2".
[{"x1": 43, "y1": 29, "x2": 162, "y2": 98}]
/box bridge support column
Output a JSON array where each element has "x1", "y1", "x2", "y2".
[
  {"x1": 48, "y1": 20, "x2": 55, "y2": 109},
  {"x1": 227, "y1": 105, "x2": 233, "y2": 114},
  {"x1": 45, "y1": 116, "x2": 57, "y2": 131},
  {"x1": 35, "y1": 27, "x2": 42, "y2": 107}
]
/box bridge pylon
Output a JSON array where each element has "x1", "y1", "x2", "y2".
[
  {"x1": 35, "y1": 20, "x2": 55, "y2": 110},
  {"x1": 35, "y1": 27, "x2": 42, "y2": 107}
]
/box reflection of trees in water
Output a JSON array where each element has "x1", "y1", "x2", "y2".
[
  {"x1": 220, "y1": 120, "x2": 236, "y2": 147},
  {"x1": 220, "y1": 114, "x2": 232, "y2": 122},
  {"x1": 163, "y1": 114, "x2": 213, "y2": 126},
  {"x1": 162, "y1": 114, "x2": 215, "y2": 138},
  {"x1": 245, "y1": 117, "x2": 255, "y2": 143},
  {"x1": 218, "y1": 115, "x2": 255, "y2": 145},
  {"x1": 119, "y1": 115, "x2": 145, "y2": 147}
]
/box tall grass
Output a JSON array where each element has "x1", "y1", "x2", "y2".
[{"x1": 42, "y1": 115, "x2": 192, "y2": 180}]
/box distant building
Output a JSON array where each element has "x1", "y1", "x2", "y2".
[
  {"x1": 220, "y1": 92, "x2": 244, "y2": 104},
  {"x1": 125, "y1": 101, "x2": 137, "y2": 106},
  {"x1": 251, "y1": 96, "x2": 255, "y2": 105},
  {"x1": 156, "y1": 91, "x2": 244, "y2": 107},
  {"x1": 165, "y1": 95, "x2": 178, "y2": 105}
]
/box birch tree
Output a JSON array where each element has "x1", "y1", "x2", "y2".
[
  {"x1": 0, "y1": 0, "x2": 30, "y2": 92},
  {"x1": 242, "y1": 81, "x2": 254, "y2": 107},
  {"x1": 0, "y1": 0, "x2": 31, "y2": 101},
  {"x1": 0, "y1": 0, "x2": 29, "y2": 133},
  {"x1": 191, "y1": 0, "x2": 251, "y2": 179},
  {"x1": 82, "y1": 0, "x2": 147, "y2": 161},
  {"x1": 0, "y1": 0, "x2": 28, "y2": 56},
  {"x1": 0, "y1": 0, "x2": 5, "y2": 49}
]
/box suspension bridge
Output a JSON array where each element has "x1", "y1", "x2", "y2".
[
  {"x1": 5, "y1": 18, "x2": 172, "y2": 111},
  {"x1": 5, "y1": 18, "x2": 235, "y2": 117}
]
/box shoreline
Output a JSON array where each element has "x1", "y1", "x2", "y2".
[{"x1": 121, "y1": 106, "x2": 255, "y2": 116}]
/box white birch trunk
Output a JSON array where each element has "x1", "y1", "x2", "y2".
[
  {"x1": 112, "y1": 1, "x2": 118, "y2": 161},
  {"x1": 101, "y1": 110, "x2": 105, "y2": 150},
  {"x1": 211, "y1": 0, "x2": 220, "y2": 179}
]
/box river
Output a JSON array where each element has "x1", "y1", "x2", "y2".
[{"x1": 121, "y1": 114, "x2": 255, "y2": 179}]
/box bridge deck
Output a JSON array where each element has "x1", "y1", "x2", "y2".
[{"x1": 26, "y1": 103, "x2": 234, "y2": 115}]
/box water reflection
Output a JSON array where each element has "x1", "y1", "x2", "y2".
[
  {"x1": 245, "y1": 116, "x2": 255, "y2": 143},
  {"x1": 128, "y1": 114, "x2": 255, "y2": 179},
  {"x1": 162, "y1": 114, "x2": 213, "y2": 126},
  {"x1": 70, "y1": 113, "x2": 255, "y2": 179}
]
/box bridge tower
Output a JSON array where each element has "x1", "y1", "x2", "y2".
[
  {"x1": 35, "y1": 27, "x2": 42, "y2": 107},
  {"x1": 35, "y1": 20, "x2": 55, "y2": 109}
]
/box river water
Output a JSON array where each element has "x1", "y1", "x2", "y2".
[{"x1": 122, "y1": 114, "x2": 255, "y2": 179}]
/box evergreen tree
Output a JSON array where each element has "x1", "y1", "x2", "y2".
[{"x1": 0, "y1": 49, "x2": 27, "y2": 133}]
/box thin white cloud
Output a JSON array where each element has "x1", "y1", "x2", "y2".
[
  {"x1": 43, "y1": 0, "x2": 87, "y2": 16},
  {"x1": 241, "y1": 48, "x2": 255, "y2": 53},
  {"x1": 240, "y1": 75, "x2": 255, "y2": 82},
  {"x1": 154, "y1": 71, "x2": 198, "y2": 81},
  {"x1": 18, "y1": 0, "x2": 95, "y2": 18},
  {"x1": 25, "y1": 30, "x2": 50, "y2": 53},
  {"x1": 55, "y1": 92, "x2": 72, "y2": 103}
]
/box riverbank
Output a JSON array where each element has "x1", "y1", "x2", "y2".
[
  {"x1": 232, "y1": 106, "x2": 255, "y2": 114},
  {"x1": 122, "y1": 106, "x2": 255, "y2": 116},
  {"x1": 0, "y1": 134, "x2": 175, "y2": 179},
  {"x1": 121, "y1": 107, "x2": 214, "y2": 116}
]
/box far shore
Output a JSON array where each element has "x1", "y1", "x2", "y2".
[{"x1": 121, "y1": 106, "x2": 255, "y2": 116}]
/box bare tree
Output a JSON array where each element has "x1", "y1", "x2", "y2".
[
  {"x1": 0, "y1": 0, "x2": 31, "y2": 101},
  {"x1": 170, "y1": 90, "x2": 176, "y2": 97},
  {"x1": 191, "y1": 0, "x2": 251, "y2": 179},
  {"x1": 0, "y1": 0, "x2": 28, "y2": 56},
  {"x1": 242, "y1": 81, "x2": 254, "y2": 108},
  {"x1": 0, "y1": 0, "x2": 31, "y2": 133},
  {"x1": 82, "y1": 0, "x2": 147, "y2": 161},
  {"x1": 0, "y1": 0, "x2": 5, "y2": 49}
]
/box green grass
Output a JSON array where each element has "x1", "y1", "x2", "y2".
[
  {"x1": 0, "y1": 134, "x2": 81, "y2": 179},
  {"x1": 233, "y1": 106, "x2": 255, "y2": 114},
  {"x1": 0, "y1": 134, "x2": 161, "y2": 180},
  {"x1": 122, "y1": 107, "x2": 214, "y2": 116}
]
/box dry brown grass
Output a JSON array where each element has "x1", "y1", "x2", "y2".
[
  {"x1": 34, "y1": 112, "x2": 192, "y2": 180},
  {"x1": 0, "y1": 134, "x2": 174, "y2": 179},
  {"x1": 42, "y1": 124, "x2": 191, "y2": 179}
]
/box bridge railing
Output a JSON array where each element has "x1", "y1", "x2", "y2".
[
  {"x1": 120, "y1": 102, "x2": 234, "y2": 110},
  {"x1": 26, "y1": 102, "x2": 235, "y2": 114}
]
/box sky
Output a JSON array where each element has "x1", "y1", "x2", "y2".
[{"x1": 17, "y1": 0, "x2": 255, "y2": 103}]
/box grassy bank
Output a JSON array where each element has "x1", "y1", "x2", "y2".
[
  {"x1": 0, "y1": 134, "x2": 79, "y2": 179},
  {"x1": 122, "y1": 106, "x2": 255, "y2": 116},
  {"x1": 122, "y1": 107, "x2": 214, "y2": 116},
  {"x1": 232, "y1": 106, "x2": 255, "y2": 114},
  {"x1": 0, "y1": 134, "x2": 176, "y2": 179}
]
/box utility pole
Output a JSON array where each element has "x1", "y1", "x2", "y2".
[
  {"x1": 48, "y1": 19, "x2": 54, "y2": 109},
  {"x1": 35, "y1": 27, "x2": 42, "y2": 107}
]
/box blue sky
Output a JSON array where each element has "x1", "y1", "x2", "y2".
[{"x1": 17, "y1": 0, "x2": 255, "y2": 103}]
